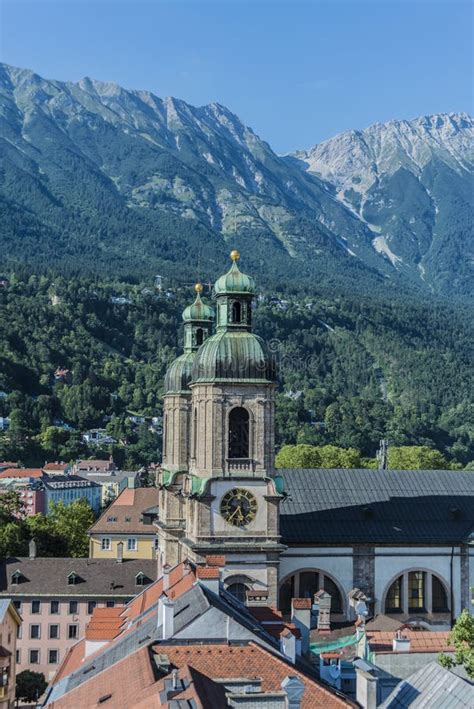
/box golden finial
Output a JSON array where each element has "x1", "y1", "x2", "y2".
[
  {"x1": 194, "y1": 282, "x2": 203, "y2": 293},
  {"x1": 230, "y1": 249, "x2": 240, "y2": 262}
]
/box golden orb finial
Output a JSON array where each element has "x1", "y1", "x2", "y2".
[
  {"x1": 194, "y1": 282, "x2": 203, "y2": 293},
  {"x1": 230, "y1": 249, "x2": 240, "y2": 262}
]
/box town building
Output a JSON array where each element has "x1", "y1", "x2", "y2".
[
  {"x1": 0, "y1": 478, "x2": 45, "y2": 517},
  {"x1": 43, "y1": 559, "x2": 352, "y2": 708},
  {"x1": 0, "y1": 554, "x2": 157, "y2": 682},
  {"x1": 72, "y1": 458, "x2": 116, "y2": 475},
  {"x1": 42, "y1": 463, "x2": 71, "y2": 476},
  {"x1": 0, "y1": 599, "x2": 21, "y2": 709},
  {"x1": 378, "y1": 660, "x2": 473, "y2": 708},
  {"x1": 75, "y1": 469, "x2": 140, "y2": 506},
  {"x1": 42, "y1": 476, "x2": 101, "y2": 515},
  {"x1": 88, "y1": 488, "x2": 159, "y2": 559}
]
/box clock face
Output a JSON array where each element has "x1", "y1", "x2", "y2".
[{"x1": 220, "y1": 488, "x2": 258, "y2": 527}]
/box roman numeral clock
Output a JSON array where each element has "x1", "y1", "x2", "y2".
[{"x1": 220, "y1": 488, "x2": 258, "y2": 527}]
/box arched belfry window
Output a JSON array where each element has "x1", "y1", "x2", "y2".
[
  {"x1": 195, "y1": 328, "x2": 204, "y2": 346},
  {"x1": 228, "y1": 407, "x2": 249, "y2": 459},
  {"x1": 232, "y1": 301, "x2": 242, "y2": 323},
  {"x1": 227, "y1": 582, "x2": 248, "y2": 603}
]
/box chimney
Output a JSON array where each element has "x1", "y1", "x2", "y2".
[
  {"x1": 162, "y1": 598, "x2": 175, "y2": 640},
  {"x1": 162, "y1": 564, "x2": 171, "y2": 592},
  {"x1": 279, "y1": 628, "x2": 297, "y2": 665},
  {"x1": 196, "y1": 567, "x2": 220, "y2": 595},
  {"x1": 291, "y1": 598, "x2": 311, "y2": 655},
  {"x1": 116, "y1": 541, "x2": 123, "y2": 563},
  {"x1": 313, "y1": 590, "x2": 331, "y2": 633},
  {"x1": 393, "y1": 629, "x2": 411, "y2": 652},
  {"x1": 29, "y1": 538, "x2": 37, "y2": 560},
  {"x1": 171, "y1": 668, "x2": 179, "y2": 690},
  {"x1": 354, "y1": 660, "x2": 378, "y2": 709},
  {"x1": 281, "y1": 675, "x2": 305, "y2": 709},
  {"x1": 245, "y1": 589, "x2": 269, "y2": 607}
]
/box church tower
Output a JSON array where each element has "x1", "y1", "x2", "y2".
[{"x1": 157, "y1": 252, "x2": 285, "y2": 606}]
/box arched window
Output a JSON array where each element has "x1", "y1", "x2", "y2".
[
  {"x1": 432, "y1": 576, "x2": 448, "y2": 612},
  {"x1": 278, "y1": 570, "x2": 344, "y2": 615},
  {"x1": 195, "y1": 328, "x2": 204, "y2": 346},
  {"x1": 232, "y1": 301, "x2": 242, "y2": 323},
  {"x1": 228, "y1": 407, "x2": 249, "y2": 459},
  {"x1": 385, "y1": 576, "x2": 402, "y2": 613},
  {"x1": 227, "y1": 583, "x2": 248, "y2": 603},
  {"x1": 384, "y1": 571, "x2": 449, "y2": 615}
]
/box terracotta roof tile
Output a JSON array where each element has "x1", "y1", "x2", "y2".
[
  {"x1": 205, "y1": 555, "x2": 225, "y2": 567},
  {"x1": 196, "y1": 567, "x2": 220, "y2": 579},
  {"x1": 292, "y1": 598, "x2": 312, "y2": 609},
  {"x1": 368, "y1": 630, "x2": 454, "y2": 653},
  {"x1": 0, "y1": 468, "x2": 43, "y2": 478},
  {"x1": 88, "y1": 488, "x2": 159, "y2": 534}
]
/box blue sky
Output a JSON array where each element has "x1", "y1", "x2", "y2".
[{"x1": 1, "y1": 0, "x2": 472, "y2": 152}]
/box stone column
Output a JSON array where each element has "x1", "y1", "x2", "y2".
[{"x1": 402, "y1": 573, "x2": 409, "y2": 614}]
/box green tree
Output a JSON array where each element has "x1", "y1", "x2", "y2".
[
  {"x1": 48, "y1": 499, "x2": 95, "y2": 557},
  {"x1": 439, "y1": 609, "x2": 474, "y2": 679},
  {"x1": 388, "y1": 446, "x2": 450, "y2": 469},
  {"x1": 16, "y1": 670, "x2": 48, "y2": 703},
  {"x1": 275, "y1": 443, "x2": 362, "y2": 469}
]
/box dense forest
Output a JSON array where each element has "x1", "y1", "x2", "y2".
[{"x1": 1, "y1": 271, "x2": 473, "y2": 468}]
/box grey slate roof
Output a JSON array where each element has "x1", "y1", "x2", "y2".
[
  {"x1": 279, "y1": 468, "x2": 474, "y2": 545},
  {"x1": 0, "y1": 557, "x2": 157, "y2": 597},
  {"x1": 380, "y1": 660, "x2": 474, "y2": 707}
]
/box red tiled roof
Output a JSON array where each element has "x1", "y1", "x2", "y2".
[
  {"x1": 196, "y1": 567, "x2": 220, "y2": 579},
  {"x1": 88, "y1": 488, "x2": 158, "y2": 534},
  {"x1": 292, "y1": 598, "x2": 312, "y2": 609},
  {"x1": 48, "y1": 641, "x2": 351, "y2": 708},
  {"x1": 368, "y1": 630, "x2": 454, "y2": 654},
  {"x1": 205, "y1": 555, "x2": 225, "y2": 567},
  {"x1": 0, "y1": 468, "x2": 43, "y2": 479},
  {"x1": 43, "y1": 463, "x2": 68, "y2": 471}
]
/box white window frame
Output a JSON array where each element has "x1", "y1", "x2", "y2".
[
  {"x1": 101, "y1": 537, "x2": 112, "y2": 551},
  {"x1": 127, "y1": 537, "x2": 137, "y2": 551}
]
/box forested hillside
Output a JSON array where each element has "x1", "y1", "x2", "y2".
[{"x1": 1, "y1": 274, "x2": 472, "y2": 468}]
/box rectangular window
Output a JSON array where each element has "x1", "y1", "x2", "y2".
[
  {"x1": 127, "y1": 538, "x2": 137, "y2": 551},
  {"x1": 50, "y1": 600, "x2": 59, "y2": 614},
  {"x1": 49, "y1": 624, "x2": 59, "y2": 640},
  {"x1": 29, "y1": 649, "x2": 40, "y2": 664},
  {"x1": 88, "y1": 601, "x2": 97, "y2": 615},
  {"x1": 13, "y1": 600, "x2": 21, "y2": 612},
  {"x1": 106, "y1": 600, "x2": 115, "y2": 609},
  {"x1": 68, "y1": 624, "x2": 78, "y2": 640},
  {"x1": 408, "y1": 571, "x2": 425, "y2": 611},
  {"x1": 31, "y1": 600, "x2": 41, "y2": 614},
  {"x1": 48, "y1": 649, "x2": 59, "y2": 664},
  {"x1": 69, "y1": 601, "x2": 78, "y2": 615},
  {"x1": 16, "y1": 649, "x2": 20, "y2": 664},
  {"x1": 30, "y1": 624, "x2": 41, "y2": 639},
  {"x1": 101, "y1": 537, "x2": 111, "y2": 551},
  {"x1": 16, "y1": 625, "x2": 22, "y2": 639}
]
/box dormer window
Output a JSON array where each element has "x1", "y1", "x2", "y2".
[
  {"x1": 11, "y1": 570, "x2": 21, "y2": 585},
  {"x1": 135, "y1": 572, "x2": 146, "y2": 587},
  {"x1": 68, "y1": 572, "x2": 77, "y2": 586}
]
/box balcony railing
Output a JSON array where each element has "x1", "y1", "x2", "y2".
[{"x1": 226, "y1": 458, "x2": 255, "y2": 473}]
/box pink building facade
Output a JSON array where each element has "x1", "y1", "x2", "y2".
[{"x1": 0, "y1": 557, "x2": 157, "y2": 682}]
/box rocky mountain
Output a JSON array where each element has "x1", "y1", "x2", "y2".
[
  {"x1": 0, "y1": 63, "x2": 472, "y2": 296},
  {"x1": 291, "y1": 113, "x2": 474, "y2": 293}
]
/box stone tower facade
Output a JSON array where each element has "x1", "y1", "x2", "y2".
[{"x1": 156, "y1": 252, "x2": 285, "y2": 606}]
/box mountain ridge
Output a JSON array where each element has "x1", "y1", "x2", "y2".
[{"x1": 0, "y1": 62, "x2": 472, "y2": 296}]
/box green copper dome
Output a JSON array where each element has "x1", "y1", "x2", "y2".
[
  {"x1": 182, "y1": 286, "x2": 214, "y2": 322},
  {"x1": 164, "y1": 352, "x2": 196, "y2": 393},
  {"x1": 214, "y1": 251, "x2": 256, "y2": 296},
  {"x1": 191, "y1": 330, "x2": 276, "y2": 383}
]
